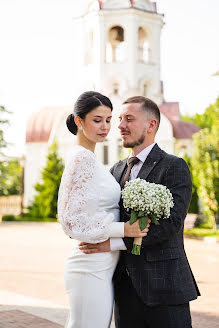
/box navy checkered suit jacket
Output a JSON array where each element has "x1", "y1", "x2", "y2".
[{"x1": 111, "y1": 144, "x2": 200, "y2": 306}]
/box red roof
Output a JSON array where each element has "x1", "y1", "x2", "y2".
[
  {"x1": 159, "y1": 102, "x2": 180, "y2": 121},
  {"x1": 159, "y1": 102, "x2": 200, "y2": 139},
  {"x1": 170, "y1": 120, "x2": 200, "y2": 139},
  {"x1": 26, "y1": 107, "x2": 72, "y2": 143}
]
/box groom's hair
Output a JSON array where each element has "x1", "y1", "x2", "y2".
[{"x1": 123, "y1": 96, "x2": 160, "y2": 131}]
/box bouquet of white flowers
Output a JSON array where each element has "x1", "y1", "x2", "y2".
[{"x1": 121, "y1": 178, "x2": 174, "y2": 255}]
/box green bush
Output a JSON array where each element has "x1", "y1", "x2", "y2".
[
  {"x1": 184, "y1": 228, "x2": 219, "y2": 238},
  {"x1": 15, "y1": 216, "x2": 57, "y2": 222},
  {"x1": 1, "y1": 215, "x2": 57, "y2": 222},
  {"x1": 2, "y1": 214, "x2": 16, "y2": 221},
  {"x1": 28, "y1": 141, "x2": 64, "y2": 218}
]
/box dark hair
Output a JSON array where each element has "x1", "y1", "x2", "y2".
[
  {"x1": 123, "y1": 96, "x2": 160, "y2": 131},
  {"x1": 66, "y1": 91, "x2": 113, "y2": 135}
]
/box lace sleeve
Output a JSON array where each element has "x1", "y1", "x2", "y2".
[{"x1": 58, "y1": 149, "x2": 123, "y2": 243}]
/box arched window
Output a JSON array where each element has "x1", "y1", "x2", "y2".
[
  {"x1": 117, "y1": 138, "x2": 123, "y2": 160},
  {"x1": 138, "y1": 27, "x2": 150, "y2": 63},
  {"x1": 143, "y1": 82, "x2": 147, "y2": 97},
  {"x1": 103, "y1": 140, "x2": 109, "y2": 165},
  {"x1": 106, "y1": 26, "x2": 126, "y2": 63},
  {"x1": 113, "y1": 82, "x2": 119, "y2": 95},
  {"x1": 117, "y1": 138, "x2": 130, "y2": 160}
]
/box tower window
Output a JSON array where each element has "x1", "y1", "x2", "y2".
[
  {"x1": 138, "y1": 27, "x2": 151, "y2": 63},
  {"x1": 106, "y1": 26, "x2": 126, "y2": 63}
]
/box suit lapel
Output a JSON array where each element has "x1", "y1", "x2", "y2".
[
  {"x1": 137, "y1": 144, "x2": 164, "y2": 180},
  {"x1": 113, "y1": 159, "x2": 127, "y2": 185},
  {"x1": 114, "y1": 144, "x2": 164, "y2": 183}
]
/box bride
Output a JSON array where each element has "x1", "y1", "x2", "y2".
[{"x1": 58, "y1": 91, "x2": 148, "y2": 328}]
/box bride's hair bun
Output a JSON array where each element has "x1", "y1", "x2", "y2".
[{"x1": 66, "y1": 114, "x2": 78, "y2": 135}]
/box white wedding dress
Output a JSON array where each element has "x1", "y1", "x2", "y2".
[{"x1": 58, "y1": 145, "x2": 123, "y2": 328}]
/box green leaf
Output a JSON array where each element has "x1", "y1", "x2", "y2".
[
  {"x1": 151, "y1": 216, "x2": 160, "y2": 225},
  {"x1": 130, "y1": 210, "x2": 138, "y2": 225},
  {"x1": 138, "y1": 210, "x2": 145, "y2": 217},
  {"x1": 139, "y1": 217, "x2": 149, "y2": 231}
]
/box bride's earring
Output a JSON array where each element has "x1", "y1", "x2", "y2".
[{"x1": 79, "y1": 126, "x2": 83, "y2": 131}]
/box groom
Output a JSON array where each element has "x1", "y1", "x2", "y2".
[{"x1": 79, "y1": 96, "x2": 200, "y2": 327}]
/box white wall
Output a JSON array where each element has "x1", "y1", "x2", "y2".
[
  {"x1": 24, "y1": 143, "x2": 48, "y2": 207},
  {"x1": 155, "y1": 113, "x2": 174, "y2": 154}
]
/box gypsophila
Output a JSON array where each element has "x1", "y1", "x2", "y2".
[{"x1": 122, "y1": 178, "x2": 174, "y2": 220}]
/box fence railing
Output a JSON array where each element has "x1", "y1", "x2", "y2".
[
  {"x1": 0, "y1": 195, "x2": 198, "y2": 228},
  {"x1": 0, "y1": 195, "x2": 22, "y2": 221}
]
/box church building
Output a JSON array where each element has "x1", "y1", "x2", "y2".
[{"x1": 24, "y1": 0, "x2": 199, "y2": 206}]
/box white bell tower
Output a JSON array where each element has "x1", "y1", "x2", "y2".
[
  {"x1": 77, "y1": 0, "x2": 164, "y2": 105},
  {"x1": 73, "y1": 0, "x2": 173, "y2": 166}
]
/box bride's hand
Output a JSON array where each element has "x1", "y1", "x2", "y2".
[{"x1": 124, "y1": 219, "x2": 150, "y2": 237}]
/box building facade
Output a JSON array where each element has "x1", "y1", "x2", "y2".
[{"x1": 24, "y1": 0, "x2": 199, "y2": 206}]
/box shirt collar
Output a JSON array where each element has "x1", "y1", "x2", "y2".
[{"x1": 129, "y1": 142, "x2": 156, "y2": 163}]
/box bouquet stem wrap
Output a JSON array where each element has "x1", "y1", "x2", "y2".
[{"x1": 132, "y1": 237, "x2": 142, "y2": 255}]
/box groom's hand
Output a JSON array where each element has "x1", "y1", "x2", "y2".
[{"x1": 79, "y1": 239, "x2": 110, "y2": 254}]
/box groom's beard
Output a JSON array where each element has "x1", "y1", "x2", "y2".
[{"x1": 122, "y1": 128, "x2": 146, "y2": 148}]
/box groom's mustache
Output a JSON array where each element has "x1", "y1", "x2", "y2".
[{"x1": 120, "y1": 129, "x2": 130, "y2": 134}]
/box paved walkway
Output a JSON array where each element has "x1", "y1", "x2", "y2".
[
  {"x1": 0, "y1": 289, "x2": 68, "y2": 327},
  {"x1": 0, "y1": 222, "x2": 218, "y2": 327},
  {"x1": 0, "y1": 310, "x2": 62, "y2": 328}
]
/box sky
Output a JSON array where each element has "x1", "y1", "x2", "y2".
[{"x1": 0, "y1": 0, "x2": 218, "y2": 156}]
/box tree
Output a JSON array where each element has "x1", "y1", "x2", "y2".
[
  {"x1": 183, "y1": 154, "x2": 199, "y2": 214},
  {"x1": 191, "y1": 102, "x2": 219, "y2": 230},
  {"x1": 181, "y1": 97, "x2": 219, "y2": 129},
  {"x1": 28, "y1": 141, "x2": 64, "y2": 218},
  {"x1": 0, "y1": 106, "x2": 11, "y2": 153},
  {"x1": 181, "y1": 97, "x2": 219, "y2": 229},
  {"x1": 0, "y1": 158, "x2": 22, "y2": 196}
]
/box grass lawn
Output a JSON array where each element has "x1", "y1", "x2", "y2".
[
  {"x1": 2, "y1": 215, "x2": 57, "y2": 222},
  {"x1": 184, "y1": 227, "x2": 219, "y2": 239},
  {"x1": 16, "y1": 216, "x2": 57, "y2": 222}
]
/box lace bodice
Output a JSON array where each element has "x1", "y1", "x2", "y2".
[{"x1": 58, "y1": 145, "x2": 123, "y2": 243}]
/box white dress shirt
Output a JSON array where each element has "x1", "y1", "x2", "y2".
[{"x1": 110, "y1": 142, "x2": 156, "y2": 251}]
